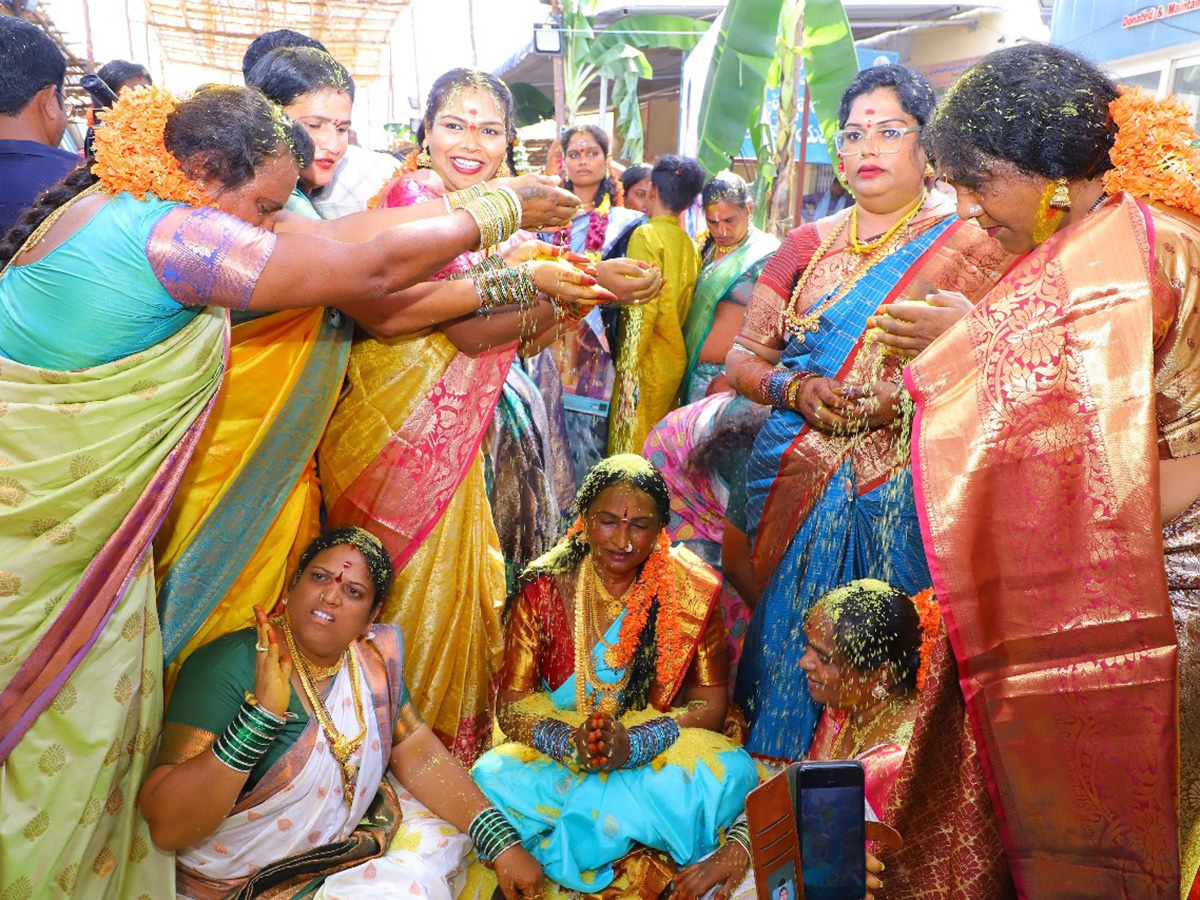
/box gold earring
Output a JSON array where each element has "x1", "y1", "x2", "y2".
[
  {"x1": 416, "y1": 144, "x2": 432, "y2": 168},
  {"x1": 1032, "y1": 179, "x2": 1069, "y2": 245},
  {"x1": 1050, "y1": 177, "x2": 1071, "y2": 210},
  {"x1": 498, "y1": 159, "x2": 514, "y2": 178}
]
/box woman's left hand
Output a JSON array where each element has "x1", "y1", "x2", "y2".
[
  {"x1": 501, "y1": 240, "x2": 592, "y2": 270},
  {"x1": 595, "y1": 258, "x2": 662, "y2": 305},
  {"x1": 494, "y1": 845, "x2": 545, "y2": 899},
  {"x1": 839, "y1": 380, "x2": 902, "y2": 431},
  {"x1": 666, "y1": 840, "x2": 750, "y2": 900},
  {"x1": 866, "y1": 290, "x2": 972, "y2": 357}
]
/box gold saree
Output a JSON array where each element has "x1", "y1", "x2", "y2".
[{"x1": 894, "y1": 194, "x2": 1198, "y2": 897}]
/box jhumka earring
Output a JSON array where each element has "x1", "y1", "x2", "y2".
[
  {"x1": 416, "y1": 144, "x2": 433, "y2": 168},
  {"x1": 497, "y1": 160, "x2": 514, "y2": 178},
  {"x1": 1032, "y1": 176, "x2": 1071, "y2": 245}
]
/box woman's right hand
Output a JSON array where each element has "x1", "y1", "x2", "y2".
[
  {"x1": 667, "y1": 839, "x2": 750, "y2": 899},
  {"x1": 795, "y1": 376, "x2": 860, "y2": 433},
  {"x1": 529, "y1": 259, "x2": 617, "y2": 306},
  {"x1": 253, "y1": 605, "x2": 293, "y2": 717},
  {"x1": 494, "y1": 845, "x2": 545, "y2": 899},
  {"x1": 492, "y1": 174, "x2": 580, "y2": 232},
  {"x1": 595, "y1": 258, "x2": 662, "y2": 305}
]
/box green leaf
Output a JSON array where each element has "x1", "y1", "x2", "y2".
[
  {"x1": 800, "y1": 0, "x2": 857, "y2": 173},
  {"x1": 509, "y1": 82, "x2": 555, "y2": 128},
  {"x1": 582, "y1": 13, "x2": 709, "y2": 60},
  {"x1": 694, "y1": 0, "x2": 788, "y2": 176}
]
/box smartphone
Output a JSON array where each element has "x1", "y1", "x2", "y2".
[{"x1": 796, "y1": 760, "x2": 867, "y2": 900}]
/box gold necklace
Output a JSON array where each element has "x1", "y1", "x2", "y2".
[
  {"x1": 279, "y1": 617, "x2": 366, "y2": 801},
  {"x1": 828, "y1": 693, "x2": 912, "y2": 760},
  {"x1": 783, "y1": 194, "x2": 925, "y2": 343},
  {"x1": 574, "y1": 557, "x2": 632, "y2": 716},
  {"x1": 847, "y1": 193, "x2": 924, "y2": 254}
]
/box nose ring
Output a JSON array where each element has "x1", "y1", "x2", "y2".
[{"x1": 624, "y1": 542, "x2": 633, "y2": 552}]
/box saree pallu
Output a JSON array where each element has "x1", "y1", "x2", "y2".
[
  {"x1": 319, "y1": 329, "x2": 508, "y2": 764},
  {"x1": 898, "y1": 195, "x2": 1184, "y2": 897},
  {"x1": 679, "y1": 228, "x2": 779, "y2": 403},
  {"x1": 155, "y1": 306, "x2": 350, "y2": 676},
  {"x1": 0, "y1": 308, "x2": 227, "y2": 899},
  {"x1": 736, "y1": 215, "x2": 1008, "y2": 761}
]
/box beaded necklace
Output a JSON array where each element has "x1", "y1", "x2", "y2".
[
  {"x1": 279, "y1": 617, "x2": 366, "y2": 802},
  {"x1": 574, "y1": 557, "x2": 632, "y2": 716},
  {"x1": 783, "y1": 193, "x2": 926, "y2": 343}
]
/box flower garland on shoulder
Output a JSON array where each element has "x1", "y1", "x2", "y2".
[
  {"x1": 910, "y1": 587, "x2": 942, "y2": 691},
  {"x1": 554, "y1": 194, "x2": 611, "y2": 260},
  {"x1": 1105, "y1": 86, "x2": 1200, "y2": 218},
  {"x1": 91, "y1": 86, "x2": 213, "y2": 207}
]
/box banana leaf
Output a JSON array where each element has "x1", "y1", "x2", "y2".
[
  {"x1": 583, "y1": 13, "x2": 710, "y2": 59},
  {"x1": 694, "y1": 0, "x2": 787, "y2": 176},
  {"x1": 800, "y1": 0, "x2": 857, "y2": 174},
  {"x1": 509, "y1": 82, "x2": 555, "y2": 129}
]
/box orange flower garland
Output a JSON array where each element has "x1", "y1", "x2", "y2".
[
  {"x1": 91, "y1": 86, "x2": 212, "y2": 207},
  {"x1": 601, "y1": 529, "x2": 689, "y2": 688},
  {"x1": 910, "y1": 587, "x2": 942, "y2": 691},
  {"x1": 1104, "y1": 86, "x2": 1200, "y2": 218}
]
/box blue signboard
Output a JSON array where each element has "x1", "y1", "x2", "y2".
[
  {"x1": 739, "y1": 48, "x2": 898, "y2": 164},
  {"x1": 1052, "y1": 0, "x2": 1200, "y2": 63}
]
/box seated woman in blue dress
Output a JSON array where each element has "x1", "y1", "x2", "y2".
[{"x1": 472, "y1": 455, "x2": 760, "y2": 897}]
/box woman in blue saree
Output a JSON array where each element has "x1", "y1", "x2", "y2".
[{"x1": 724, "y1": 65, "x2": 1009, "y2": 761}]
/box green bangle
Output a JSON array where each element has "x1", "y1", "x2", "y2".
[{"x1": 468, "y1": 806, "x2": 522, "y2": 862}]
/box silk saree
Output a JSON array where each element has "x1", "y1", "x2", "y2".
[
  {"x1": 889, "y1": 194, "x2": 1199, "y2": 898},
  {"x1": 733, "y1": 205, "x2": 1009, "y2": 760}
]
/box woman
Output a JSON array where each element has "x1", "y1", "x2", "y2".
[
  {"x1": 318, "y1": 70, "x2": 662, "y2": 766},
  {"x1": 668, "y1": 579, "x2": 933, "y2": 900},
  {"x1": 681, "y1": 172, "x2": 780, "y2": 405},
  {"x1": 621, "y1": 163, "x2": 653, "y2": 215},
  {"x1": 538, "y1": 125, "x2": 647, "y2": 485},
  {"x1": 471, "y1": 455, "x2": 759, "y2": 897},
  {"x1": 154, "y1": 56, "x2": 597, "y2": 679},
  {"x1": 0, "y1": 84, "x2": 578, "y2": 898},
  {"x1": 141, "y1": 527, "x2": 543, "y2": 899},
  {"x1": 877, "y1": 44, "x2": 1200, "y2": 897},
  {"x1": 724, "y1": 64, "x2": 1009, "y2": 762}
]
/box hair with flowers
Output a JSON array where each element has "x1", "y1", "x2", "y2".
[
  {"x1": 1103, "y1": 86, "x2": 1200, "y2": 218},
  {"x1": 291, "y1": 526, "x2": 393, "y2": 609}
]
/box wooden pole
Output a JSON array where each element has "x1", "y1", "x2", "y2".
[{"x1": 80, "y1": 0, "x2": 95, "y2": 72}]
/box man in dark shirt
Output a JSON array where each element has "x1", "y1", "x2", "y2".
[{"x1": 0, "y1": 17, "x2": 79, "y2": 235}]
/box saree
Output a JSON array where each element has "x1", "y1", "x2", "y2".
[
  {"x1": 0, "y1": 307, "x2": 227, "y2": 899},
  {"x1": 169, "y1": 625, "x2": 470, "y2": 899},
  {"x1": 471, "y1": 549, "x2": 758, "y2": 894},
  {"x1": 680, "y1": 228, "x2": 779, "y2": 404},
  {"x1": 891, "y1": 194, "x2": 1198, "y2": 897},
  {"x1": 734, "y1": 209, "x2": 1010, "y2": 761},
  {"x1": 319, "y1": 171, "x2": 524, "y2": 764}
]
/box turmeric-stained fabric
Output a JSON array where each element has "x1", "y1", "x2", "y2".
[
  {"x1": 900, "y1": 194, "x2": 1191, "y2": 897},
  {"x1": 156, "y1": 306, "x2": 349, "y2": 678}
]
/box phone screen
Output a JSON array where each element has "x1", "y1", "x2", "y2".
[{"x1": 798, "y1": 767, "x2": 866, "y2": 900}]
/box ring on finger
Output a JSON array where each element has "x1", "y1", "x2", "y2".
[{"x1": 255, "y1": 643, "x2": 268, "y2": 652}]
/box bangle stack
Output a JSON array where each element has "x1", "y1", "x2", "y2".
[
  {"x1": 726, "y1": 819, "x2": 752, "y2": 857},
  {"x1": 451, "y1": 254, "x2": 505, "y2": 282},
  {"x1": 463, "y1": 190, "x2": 521, "y2": 250},
  {"x1": 532, "y1": 718, "x2": 575, "y2": 762},
  {"x1": 475, "y1": 262, "x2": 539, "y2": 313},
  {"x1": 468, "y1": 806, "x2": 523, "y2": 863},
  {"x1": 623, "y1": 716, "x2": 680, "y2": 769},
  {"x1": 211, "y1": 693, "x2": 289, "y2": 773},
  {"x1": 759, "y1": 368, "x2": 814, "y2": 409},
  {"x1": 444, "y1": 183, "x2": 488, "y2": 211}
]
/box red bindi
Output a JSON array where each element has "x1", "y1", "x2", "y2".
[{"x1": 864, "y1": 108, "x2": 875, "y2": 115}]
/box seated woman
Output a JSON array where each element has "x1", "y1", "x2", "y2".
[
  {"x1": 139, "y1": 527, "x2": 542, "y2": 900},
  {"x1": 471, "y1": 455, "x2": 760, "y2": 897}
]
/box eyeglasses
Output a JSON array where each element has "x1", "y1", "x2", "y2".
[{"x1": 833, "y1": 126, "x2": 921, "y2": 156}]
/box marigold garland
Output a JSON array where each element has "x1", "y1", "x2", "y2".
[
  {"x1": 911, "y1": 587, "x2": 942, "y2": 692},
  {"x1": 91, "y1": 86, "x2": 213, "y2": 207},
  {"x1": 1104, "y1": 86, "x2": 1200, "y2": 218}
]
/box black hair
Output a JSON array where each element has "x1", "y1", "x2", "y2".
[
  {"x1": 650, "y1": 154, "x2": 705, "y2": 214},
  {"x1": 242, "y1": 28, "x2": 327, "y2": 81},
  {"x1": 293, "y1": 527, "x2": 394, "y2": 609},
  {"x1": 700, "y1": 171, "x2": 752, "y2": 209},
  {"x1": 561, "y1": 124, "x2": 618, "y2": 208},
  {"x1": 0, "y1": 85, "x2": 311, "y2": 273},
  {"x1": 820, "y1": 581, "x2": 922, "y2": 691},
  {"x1": 689, "y1": 400, "x2": 769, "y2": 477},
  {"x1": 0, "y1": 16, "x2": 66, "y2": 116},
  {"x1": 926, "y1": 43, "x2": 1118, "y2": 189},
  {"x1": 246, "y1": 46, "x2": 354, "y2": 107},
  {"x1": 837, "y1": 63, "x2": 936, "y2": 129},
  {"x1": 621, "y1": 163, "x2": 652, "y2": 194},
  {"x1": 416, "y1": 68, "x2": 518, "y2": 176},
  {"x1": 96, "y1": 59, "x2": 151, "y2": 98}
]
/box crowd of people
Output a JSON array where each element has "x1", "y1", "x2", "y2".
[{"x1": 0, "y1": 11, "x2": 1197, "y2": 899}]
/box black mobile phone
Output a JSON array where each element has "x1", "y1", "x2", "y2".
[{"x1": 796, "y1": 760, "x2": 867, "y2": 900}]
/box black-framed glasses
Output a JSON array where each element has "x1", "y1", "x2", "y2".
[{"x1": 833, "y1": 126, "x2": 921, "y2": 156}]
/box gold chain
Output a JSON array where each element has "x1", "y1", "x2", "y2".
[
  {"x1": 574, "y1": 557, "x2": 632, "y2": 717},
  {"x1": 783, "y1": 193, "x2": 926, "y2": 343},
  {"x1": 279, "y1": 617, "x2": 366, "y2": 802}
]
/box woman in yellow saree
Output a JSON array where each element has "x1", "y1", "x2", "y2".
[
  {"x1": 0, "y1": 84, "x2": 574, "y2": 899},
  {"x1": 319, "y1": 69, "x2": 660, "y2": 764}
]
